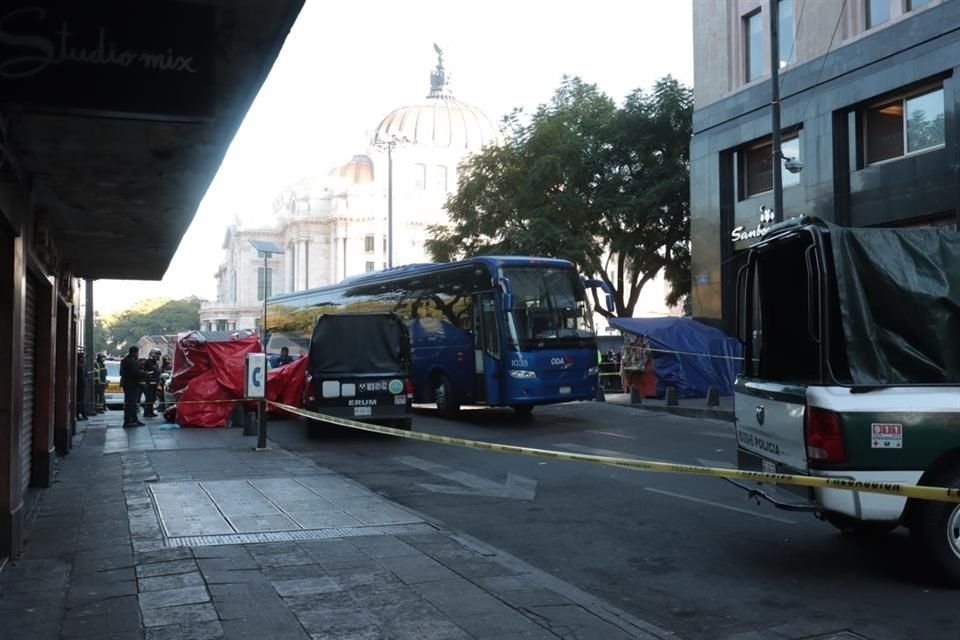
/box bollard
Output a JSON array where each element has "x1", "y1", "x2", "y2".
[
  {"x1": 665, "y1": 386, "x2": 679, "y2": 406},
  {"x1": 229, "y1": 403, "x2": 245, "y2": 428},
  {"x1": 243, "y1": 410, "x2": 257, "y2": 436},
  {"x1": 705, "y1": 385, "x2": 719, "y2": 407},
  {"x1": 594, "y1": 384, "x2": 606, "y2": 402},
  {"x1": 629, "y1": 385, "x2": 642, "y2": 404}
]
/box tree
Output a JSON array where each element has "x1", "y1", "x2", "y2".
[
  {"x1": 95, "y1": 297, "x2": 201, "y2": 357},
  {"x1": 426, "y1": 75, "x2": 693, "y2": 317}
]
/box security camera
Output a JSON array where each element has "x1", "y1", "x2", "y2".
[{"x1": 783, "y1": 157, "x2": 804, "y2": 174}]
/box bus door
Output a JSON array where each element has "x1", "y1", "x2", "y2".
[{"x1": 473, "y1": 292, "x2": 502, "y2": 405}]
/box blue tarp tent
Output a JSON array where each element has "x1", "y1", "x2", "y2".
[{"x1": 608, "y1": 317, "x2": 743, "y2": 398}]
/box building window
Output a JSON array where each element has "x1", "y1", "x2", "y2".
[
  {"x1": 257, "y1": 267, "x2": 273, "y2": 301},
  {"x1": 364, "y1": 234, "x2": 375, "y2": 253},
  {"x1": 864, "y1": 87, "x2": 944, "y2": 165},
  {"x1": 414, "y1": 163, "x2": 427, "y2": 190},
  {"x1": 778, "y1": 0, "x2": 795, "y2": 68},
  {"x1": 867, "y1": 0, "x2": 891, "y2": 28},
  {"x1": 365, "y1": 261, "x2": 375, "y2": 273},
  {"x1": 739, "y1": 132, "x2": 801, "y2": 198},
  {"x1": 435, "y1": 165, "x2": 448, "y2": 191},
  {"x1": 907, "y1": 0, "x2": 931, "y2": 9},
  {"x1": 744, "y1": 10, "x2": 763, "y2": 83}
]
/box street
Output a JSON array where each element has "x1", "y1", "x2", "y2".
[{"x1": 267, "y1": 399, "x2": 960, "y2": 640}]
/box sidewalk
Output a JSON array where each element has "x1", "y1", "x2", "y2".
[
  {"x1": 604, "y1": 392, "x2": 734, "y2": 422},
  {"x1": 1, "y1": 412, "x2": 675, "y2": 640}
]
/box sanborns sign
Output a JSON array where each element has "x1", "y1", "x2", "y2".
[{"x1": 0, "y1": 1, "x2": 216, "y2": 119}]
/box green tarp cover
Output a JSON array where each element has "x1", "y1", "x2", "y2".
[{"x1": 829, "y1": 223, "x2": 960, "y2": 384}]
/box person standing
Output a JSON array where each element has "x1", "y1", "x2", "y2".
[
  {"x1": 76, "y1": 349, "x2": 89, "y2": 421},
  {"x1": 121, "y1": 346, "x2": 144, "y2": 428},
  {"x1": 140, "y1": 349, "x2": 161, "y2": 417},
  {"x1": 93, "y1": 353, "x2": 107, "y2": 414}
]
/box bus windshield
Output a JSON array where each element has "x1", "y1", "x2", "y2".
[{"x1": 501, "y1": 266, "x2": 594, "y2": 350}]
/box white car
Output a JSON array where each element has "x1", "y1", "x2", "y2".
[{"x1": 103, "y1": 360, "x2": 124, "y2": 408}]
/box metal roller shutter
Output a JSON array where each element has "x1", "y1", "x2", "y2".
[{"x1": 21, "y1": 277, "x2": 36, "y2": 494}]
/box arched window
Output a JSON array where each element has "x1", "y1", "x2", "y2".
[
  {"x1": 435, "y1": 165, "x2": 448, "y2": 192},
  {"x1": 414, "y1": 163, "x2": 427, "y2": 190}
]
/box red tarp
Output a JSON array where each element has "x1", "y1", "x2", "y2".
[
  {"x1": 266, "y1": 356, "x2": 308, "y2": 417},
  {"x1": 171, "y1": 332, "x2": 261, "y2": 428}
]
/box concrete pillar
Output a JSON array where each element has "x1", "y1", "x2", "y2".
[
  {"x1": 31, "y1": 277, "x2": 55, "y2": 486},
  {"x1": 0, "y1": 228, "x2": 26, "y2": 559},
  {"x1": 54, "y1": 299, "x2": 71, "y2": 455},
  {"x1": 84, "y1": 279, "x2": 94, "y2": 417},
  {"x1": 296, "y1": 239, "x2": 307, "y2": 290}
]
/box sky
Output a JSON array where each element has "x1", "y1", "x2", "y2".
[{"x1": 94, "y1": 0, "x2": 694, "y2": 315}]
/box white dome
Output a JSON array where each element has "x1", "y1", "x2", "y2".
[{"x1": 372, "y1": 47, "x2": 502, "y2": 151}]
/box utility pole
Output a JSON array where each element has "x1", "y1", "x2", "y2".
[{"x1": 769, "y1": 0, "x2": 784, "y2": 223}]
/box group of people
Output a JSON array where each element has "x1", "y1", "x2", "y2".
[
  {"x1": 119, "y1": 346, "x2": 171, "y2": 428},
  {"x1": 74, "y1": 346, "x2": 170, "y2": 427}
]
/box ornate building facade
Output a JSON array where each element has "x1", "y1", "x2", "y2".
[{"x1": 200, "y1": 48, "x2": 502, "y2": 331}]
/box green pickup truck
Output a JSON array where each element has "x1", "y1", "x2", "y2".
[{"x1": 732, "y1": 217, "x2": 960, "y2": 585}]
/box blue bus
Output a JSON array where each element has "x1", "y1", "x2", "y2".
[{"x1": 266, "y1": 256, "x2": 605, "y2": 416}]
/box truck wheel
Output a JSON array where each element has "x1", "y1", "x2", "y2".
[
  {"x1": 910, "y1": 468, "x2": 960, "y2": 586},
  {"x1": 823, "y1": 511, "x2": 897, "y2": 537},
  {"x1": 433, "y1": 374, "x2": 460, "y2": 417},
  {"x1": 512, "y1": 405, "x2": 534, "y2": 417},
  {"x1": 307, "y1": 419, "x2": 324, "y2": 439}
]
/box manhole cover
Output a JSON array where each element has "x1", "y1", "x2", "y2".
[{"x1": 148, "y1": 476, "x2": 426, "y2": 546}]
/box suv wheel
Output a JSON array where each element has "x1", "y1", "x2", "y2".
[{"x1": 910, "y1": 467, "x2": 960, "y2": 586}]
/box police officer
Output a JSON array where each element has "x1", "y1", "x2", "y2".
[
  {"x1": 93, "y1": 353, "x2": 107, "y2": 414},
  {"x1": 121, "y1": 346, "x2": 144, "y2": 428},
  {"x1": 141, "y1": 348, "x2": 162, "y2": 418}
]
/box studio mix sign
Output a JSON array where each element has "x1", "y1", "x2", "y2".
[{"x1": 0, "y1": 0, "x2": 216, "y2": 120}]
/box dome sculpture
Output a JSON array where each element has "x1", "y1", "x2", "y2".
[
  {"x1": 328, "y1": 154, "x2": 375, "y2": 184},
  {"x1": 372, "y1": 45, "x2": 502, "y2": 151}
]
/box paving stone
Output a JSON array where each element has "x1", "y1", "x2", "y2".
[
  {"x1": 138, "y1": 585, "x2": 211, "y2": 609},
  {"x1": 271, "y1": 576, "x2": 342, "y2": 597},
  {"x1": 0, "y1": 575, "x2": 70, "y2": 594},
  {"x1": 67, "y1": 579, "x2": 139, "y2": 608},
  {"x1": 298, "y1": 539, "x2": 368, "y2": 565},
  {"x1": 262, "y1": 564, "x2": 329, "y2": 581},
  {"x1": 414, "y1": 579, "x2": 509, "y2": 617},
  {"x1": 145, "y1": 620, "x2": 224, "y2": 640},
  {"x1": 196, "y1": 556, "x2": 262, "y2": 573},
  {"x1": 193, "y1": 545, "x2": 254, "y2": 560},
  {"x1": 141, "y1": 602, "x2": 219, "y2": 628},
  {"x1": 60, "y1": 608, "x2": 142, "y2": 637},
  {"x1": 352, "y1": 536, "x2": 419, "y2": 559},
  {"x1": 220, "y1": 618, "x2": 311, "y2": 640},
  {"x1": 282, "y1": 590, "x2": 357, "y2": 614},
  {"x1": 376, "y1": 554, "x2": 460, "y2": 585},
  {"x1": 200, "y1": 569, "x2": 270, "y2": 585},
  {"x1": 294, "y1": 606, "x2": 382, "y2": 639},
  {"x1": 138, "y1": 571, "x2": 206, "y2": 593},
  {"x1": 136, "y1": 547, "x2": 195, "y2": 565},
  {"x1": 71, "y1": 567, "x2": 136, "y2": 585},
  {"x1": 210, "y1": 582, "x2": 289, "y2": 622},
  {"x1": 65, "y1": 594, "x2": 140, "y2": 621},
  {"x1": 136, "y1": 559, "x2": 198, "y2": 578},
  {"x1": 347, "y1": 584, "x2": 425, "y2": 609},
  {"x1": 453, "y1": 611, "x2": 550, "y2": 639}
]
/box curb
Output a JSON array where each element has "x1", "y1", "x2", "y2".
[{"x1": 611, "y1": 402, "x2": 735, "y2": 423}]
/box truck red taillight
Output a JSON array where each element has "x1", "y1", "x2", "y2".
[
  {"x1": 805, "y1": 407, "x2": 846, "y2": 463},
  {"x1": 405, "y1": 379, "x2": 415, "y2": 398}
]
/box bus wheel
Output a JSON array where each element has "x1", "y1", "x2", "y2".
[
  {"x1": 511, "y1": 405, "x2": 534, "y2": 417},
  {"x1": 910, "y1": 467, "x2": 960, "y2": 586},
  {"x1": 433, "y1": 374, "x2": 460, "y2": 417}
]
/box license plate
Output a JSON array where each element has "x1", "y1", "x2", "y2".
[
  {"x1": 559, "y1": 386, "x2": 571, "y2": 394},
  {"x1": 762, "y1": 460, "x2": 777, "y2": 474},
  {"x1": 354, "y1": 406, "x2": 372, "y2": 417},
  {"x1": 107, "y1": 383, "x2": 121, "y2": 392}
]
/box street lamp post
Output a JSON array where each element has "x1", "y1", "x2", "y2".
[
  {"x1": 769, "y1": 0, "x2": 784, "y2": 223},
  {"x1": 248, "y1": 239, "x2": 283, "y2": 451},
  {"x1": 372, "y1": 134, "x2": 409, "y2": 268}
]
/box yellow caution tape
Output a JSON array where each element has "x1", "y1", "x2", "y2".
[{"x1": 268, "y1": 401, "x2": 960, "y2": 505}]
